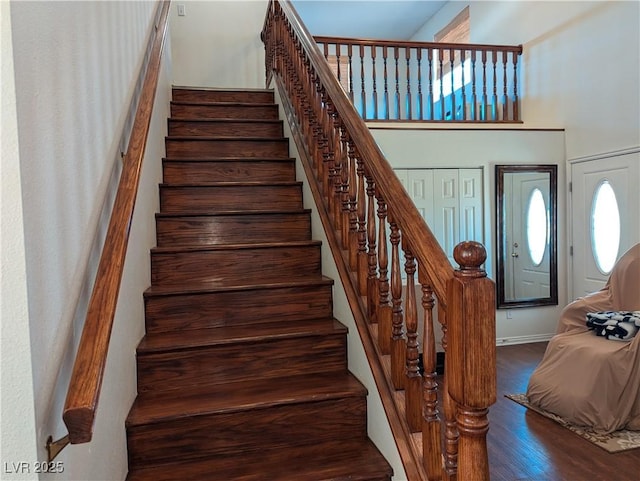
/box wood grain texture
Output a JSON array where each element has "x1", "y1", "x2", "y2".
[
  {"x1": 168, "y1": 118, "x2": 283, "y2": 137},
  {"x1": 150, "y1": 241, "x2": 322, "y2": 286},
  {"x1": 155, "y1": 210, "x2": 312, "y2": 246},
  {"x1": 159, "y1": 182, "x2": 304, "y2": 212},
  {"x1": 63, "y1": 0, "x2": 171, "y2": 444},
  {"x1": 162, "y1": 158, "x2": 295, "y2": 183},
  {"x1": 165, "y1": 137, "x2": 290, "y2": 159},
  {"x1": 143, "y1": 278, "x2": 334, "y2": 333},
  {"x1": 125, "y1": 85, "x2": 392, "y2": 479},
  {"x1": 170, "y1": 101, "x2": 279, "y2": 120},
  {"x1": 171, "y1": 88, "x2": 275, "y2": 103}
]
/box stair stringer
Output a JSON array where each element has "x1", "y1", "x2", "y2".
[{"x1": 273, "y1": 80, "x2": 422, "y2": 481}]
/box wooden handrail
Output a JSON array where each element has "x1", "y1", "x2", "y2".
[
  {"x1": 62, "y1": 0, "x2": 170, "y2": 444},
  {"x1": 314, "y1": 35, "x2": 523, "y2": 122},
  {"x1": 314, "y1": 35, "x2": 524, "y2": 54},
  {"x1": 263, "y1": 2, "x2": 496, "y2": 480}
]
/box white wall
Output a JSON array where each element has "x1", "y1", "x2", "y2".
[
  {"x1": 1, "y1": 2, "x2": 40, "y2": 478},
  {"x1": 170, "y1": 0, "x2": 268, "y2": 88},
  {"x1": 7, "y1": 1, "x2": 171, "y2": 478},
  {"x1": 412, "y1": 1, "x2": 640, "y2": 161},
  {"x1": 370, "y1": 127, "x2": 567, "y2": 340}
]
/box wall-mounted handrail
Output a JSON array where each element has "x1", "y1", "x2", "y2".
[
  {"x1": 61, "y1": 0, "x2": 170, "y2": 445},
  {"x1": 263, "y1": 2, "x2": 496, "y2": 480},
  {"x1": 314, "y1": 35, "x2": 523, "y2": 122}
]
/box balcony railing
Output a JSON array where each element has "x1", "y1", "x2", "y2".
[{"x1": 316, "y1": 36, "x2": 523, "y2": 122}]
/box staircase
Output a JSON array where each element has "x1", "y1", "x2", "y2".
[{"x1": 125, "y1": 88, "x2": 393, "y2": 480}]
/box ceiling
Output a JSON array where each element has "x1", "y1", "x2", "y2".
[{"x1": 291, "y1": 0, "x2": 448, "y2": 40}]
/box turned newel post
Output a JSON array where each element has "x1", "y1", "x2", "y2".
[{"x1": 447, "y1": 241, "x2": 496, "y2": 481}]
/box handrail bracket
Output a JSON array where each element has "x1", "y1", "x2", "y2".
[{"x1": 46, "y1": 434, "x2": 70, "y2": 462}]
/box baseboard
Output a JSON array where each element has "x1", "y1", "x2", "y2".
[{"x1": 495, "y1": 333, "x2": 554, "y2": 346}]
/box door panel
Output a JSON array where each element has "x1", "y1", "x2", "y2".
[{"x1": 571, "y1": 154, "x2": 640, "y2": 299}]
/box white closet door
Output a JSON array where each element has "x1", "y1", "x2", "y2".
[
  {"x1": 433, "y1": 169, "x2": 459, "y2": 265},
  {"x1": 458, "y1": 168, "x2": 484, "y2": 246},
  {"x1": 571, "y1": 153, "x2": 640, "y2": 299}
]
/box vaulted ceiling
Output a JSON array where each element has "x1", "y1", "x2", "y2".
[{"x1": 291, "y1": 0, "x2": 447, "y2": 40}]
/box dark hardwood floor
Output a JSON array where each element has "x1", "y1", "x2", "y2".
[{"x1": 490, "y1": 342, "x2": 640, "y2": 481}]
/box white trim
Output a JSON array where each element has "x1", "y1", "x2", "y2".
[
  {"x1": 568, "y1": 146, "x2": 640, "y2": 164},
  {"x1": 496, "y1": 333, "x2": 554, "y2": 346}
]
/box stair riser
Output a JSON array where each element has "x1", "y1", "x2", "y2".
[
  {"x1": 172, "y1": 89, "x2": 274, "y2": 103},
  {"x1": 165, "y1": 138, "x2": 289, "y2": 159},
  {"x1": 171, "y1": 103, "x2": 279, "y2": 120},
  {"x1": 151, "y1": 244, "x2": 322, "y2": 286},
  {"x1": 127, "y1": 396, "x2": 366, "y2": 467},
  {"x1": 144, "y1": 284, "x2": 334, "y2": 334},
  {"x1": 156, "y1": 213, "x2": 311, "y2": 247},
  {"x1": 162, "y1": 160, "x2": 295, "y2": 183},
  {"x1": 168, "y1": 119, "x2": 283, "y2": 138},
  {"x1": 136, "y1": 334, "x2": 347, "y2": 392},
  {"x1": 159, "y1": 184, "x2": 304, "y2": 213}
]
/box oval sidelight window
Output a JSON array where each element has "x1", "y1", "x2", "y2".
[
  {"x1": 526, "y1": 188, "x2": 548, "y2": 266},
  {"x1": 591, "y1": 180, "x2": 620, "y2": 274}
]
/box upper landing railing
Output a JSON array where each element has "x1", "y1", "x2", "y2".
[{"x1": 315, "y1": 36, "x2": 523, "y2": 122}]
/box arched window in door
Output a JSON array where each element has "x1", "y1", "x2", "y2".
[{"x1": 591, "y1": 180, "x2": 620, "y2": 274}]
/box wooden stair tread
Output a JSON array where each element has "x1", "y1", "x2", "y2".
[
  {"x1": 163, "y1": 156, "x2": 295, "y2": 162},
  {"x1": 143, "y1": 276, "x2": 334, "y2": 297},
  {"x1": 159, "y1": 180, "x2": 301, "y2": 187},
  {"x1": 150, "y1": 239, "x2": 321, "y2": 254},
  {"x1": 126, "y1": 438, "x2": 392, "y2": 481},
  {"x1": 166, "y1": 135, "x2": 286, "y2": 141},
  {"x1": 169, "y1": 118, "x2": 282, "y2": 123},
  {"x1": 171, "y1": 100, "x2": 277, "y2": 107},
  {"x1": 137, "y1": 317, "x2": 347, "y2": 353},
  {"x1": 155, "y1": 208, "x2": 310, "y2": 218},
  {"x1": 127, "y1": 371, "x2": 366, "y2": 427}
]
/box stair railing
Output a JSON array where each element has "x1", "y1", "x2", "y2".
[
  {"x1": 262, "y1": 2, "x2": 496, "y2": 480},
  {"x1": 50, "y1": 0, "x2": 171, "y2": 456},
  {"x1": 315, "y1": 36, "x2": 523, "y2": 122}
]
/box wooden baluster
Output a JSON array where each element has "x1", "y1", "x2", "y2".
[
  {"x1": 360, "y1": 44, "x2": 367, "y2": 118},
  {"x1": 340, "y1": 130, "x2": 351, "y2": 250},
  {"x1": 403, "y1": 244, "x2": 421, "y2": 432},
  {"x1": 335, "y1": 43, "x2": 343, "y2": 87},
  {"x1": 366, "y1": 172, "x2": 378, "y2": 323},
  {"x1": 348, "y1": 43, "x2": 354, "y2": 102},
  {"x1": 471, "y1": 50, "x2": 477, "y2": 121},
  {"x1": 330, "y1": 105, "x2": 343, "y2": 227},
  {"x1": 439, "y1": 48, "x2": 445, "y2": 120},
  {"x1": 394, "y1": 47, "x2": 400, "y2": 119},
  {"x1": 371, "y1": 45, "x2": 378, "y2": 119},
  {"x1": 348, "y1": 140, "x2": 358, "y2": 271},
  {"x1": 449, "y1": 48, "x2": 455, "y2": 120},
  {"x1": 447, "y1": 241, "x2": 496, "y2": 481},
  {"x1": 319, "y1": 87, "x2": 331, "y2": 199},
  {"x1": 420, "y1": 280, "x2": 441, "y2": 480},
  {"x1": 481, "y1": 50, "x2": 487, "y2": 121},
  {"x1": 417, "y1": 48, "x2": 423, "y2": 120},
  {"x1": 405, "y1": 47, "x2": 412, "y2": 119},
  {"x1": 461, "y1": 49, "x2": 467, "y2": 120},
  {"x1": 323, "y1": 41, "x2": 329, "y2": 61},
  {"x1": 513, "y1": 49, "x2": 520, "y2": 121},
  {"x1": 428, "y1": 48, "x2": 434, "y2": 120},
  {"x1": 491, "y1": 50, "x2": 498, "y2": 120},
  {"x1": 389, "y1": 217, "x2": 405, "y2": 389},
  {"x1": 356, "y1": 155, "x2": 368, "y2": 295},
  {"x1": 502, "y1": 50, "x2": 508, "y2": 121},
  {"x1": 376, "y1": 193, "x2": 392, "y2": 354},
  {"x1": 440, "y1": 306, "x2": 459, "y2": 481},
  {"x1": 383, "y1": 46, "x2": 390, "y2": 120}
]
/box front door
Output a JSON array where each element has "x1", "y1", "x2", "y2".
[{"x1": 571, "y1": 153, "x2": 640, "y2": 299}]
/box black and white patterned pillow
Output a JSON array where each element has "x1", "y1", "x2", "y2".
[{"x1": 586, "y1": 311, "x2": 640, "y2": 341}]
